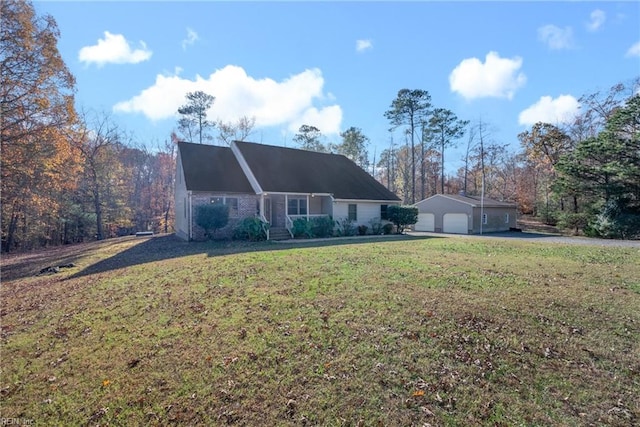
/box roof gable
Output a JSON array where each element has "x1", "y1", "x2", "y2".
[
  {"x1": 178, "y1": 142, "x2": 253, "y2": 193},
  {"x1": 234, "y1": 141, "x2": 400, "y2": 201}
]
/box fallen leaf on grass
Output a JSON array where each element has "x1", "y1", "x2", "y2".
[
  {"x1": 413, "y1": 390, "x2": 425, "y2": 397},
  {"x1": 421, "y1": 406, "x2": 434, "y2": 416}
]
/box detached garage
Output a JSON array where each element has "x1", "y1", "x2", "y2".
[
  {"x1": 414, "y1": 194, "x2": 517, "y2": 234},
  {"x1": 415, "y1": 213, "x2": 435, "y2": 232}
]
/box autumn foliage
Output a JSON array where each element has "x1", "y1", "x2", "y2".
[{"x1": 1, "y1": 0, "x2": 175, "y2": 252}]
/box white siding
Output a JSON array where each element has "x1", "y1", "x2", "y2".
[
  {"x1": 333, "y1": 201, "x2": 389, "y2": 226},
  {"x1": 174, "y1": 152, "x2": 190, "y2": 240}
]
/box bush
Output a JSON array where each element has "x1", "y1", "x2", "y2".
[
  {"x1": 382, "y1": 223, "x2": 394, "y2": 235},
  {"x1": 357, "y1": 225, "x2": 368, "y2": 235},
  {"x1": 292, "y1": 218, "x2": 312, "y2": 238},
  {"x1": 233, "y1": 217, "x2": 268, "y2": 241},
  {"x1": 310, "y1": 216, "x2": 334, "y2": 238},
  {"x1": 369, "y1": 218, "x2": 383, "y2": 235},
  {"x1": 195, "y1": 204, "x2": 229, "y2": 239},
  {"x1": 536, "y1": 204, "x2": 559, "y2": 226},
  {"x1": 387, "y1": 205, "x2": 418, "y2": 234},
  {"x1": 589, "y1": 199, "x2": 640, "y2": 239},
  {"x1": 556, "y1": 212, "x2": 589, "y2": 235},
  {"x1": 335, "y1": 218, "x2": 356, "y2": 236}
]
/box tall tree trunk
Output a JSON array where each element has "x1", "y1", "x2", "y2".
[
  {"x1": 164, "y1": 201, "x2": 171, "y2": 234},
  {"x1": 4, "y1": 205, "x2": 20, "y2": 252},
  {"x1": 93, "y1": 188, "x2": 104, "y2": 240}
]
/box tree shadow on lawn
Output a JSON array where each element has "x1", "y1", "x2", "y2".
[{"x1": 2, "y1": 233, "x2": 436, "y2": 282}]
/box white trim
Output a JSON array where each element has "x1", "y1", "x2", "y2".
[
  {"x1": 334, "y1": 198, "x2": 401, "y2": 203},
  {"x1": 259, "y1": 191, "x2": 333, "y2": 197},
  {"x1": 230, "y1": 141, "x2": 262, "y2": 194}
]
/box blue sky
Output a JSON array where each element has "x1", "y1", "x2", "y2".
[{"x1": 35, "y1": 1, "x2": 640, "y2": 173}]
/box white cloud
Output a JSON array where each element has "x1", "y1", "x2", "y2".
[
  {"x1": 625, "y1": 41, "x2": 640, "y2": 58},
  {"x1": 182, "y1": 28, "x2": 199, "y2": 50},
  {"x1": 356, "y1": 39, "x2": 373, "y2": 53},
  {"x1": 449, "y1": 51, "x2": 526, "y2": 100},
  {"x1": 79, "y1": 31, "x2": 152, "y2": 67},
  {"x1": 537, "y1": 25, "x2": 574, "y2": 50},
  {"x1": 113, "y1": 65, "x2": 343, "y2": 135},
  {"x1": 586, "y1": 9, "x2": 606, "y2": 32},
  {"x1": 518, "y1": 95, "x2": 580, "y2": 126}
]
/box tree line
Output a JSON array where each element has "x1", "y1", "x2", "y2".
[
  {"x1": 288, "y1": 83, "x2": 638, "y2": 239},
  {"x1": 2, "y1": 0, "x2": 638, "y2": 252},
  {"x1": 373, "y1": 82, "x2": 638, "y2": 239},
  {"x1": 1, "y1": 0, "x2": 175, "y2": 252}
]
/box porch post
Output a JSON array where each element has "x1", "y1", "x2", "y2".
[
  {"x1": 260, "y1": 194, "x2": 264, "y2": 219},
  {"x1": 306, "y1": 195, "x2": 310, "y2": 220}
]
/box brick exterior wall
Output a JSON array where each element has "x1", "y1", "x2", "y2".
[{"x1": 190, "y1": 193, "x2": 260, "y2": 240}]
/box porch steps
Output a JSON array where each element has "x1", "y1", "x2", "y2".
[{"x1": 268, "y1": 227, "x2": 292, "y2": 241}]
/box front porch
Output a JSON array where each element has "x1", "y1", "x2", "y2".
[{"x1": 258, "y1": 193, "x2": 333, "y2": 239}]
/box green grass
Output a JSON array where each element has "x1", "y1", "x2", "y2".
[{"x1": 1, "y1": 235, "x2": 639, "y2": 426}]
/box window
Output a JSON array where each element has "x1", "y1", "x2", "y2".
[
  {"x1": 287, "y1": 198, "x2": 307, "y2": 215},
  {"x1": 226, "y1": 198, "x2": 239, "y2": 217},
  {"x1": 348, "y1": 204, "x2": 357, "y2": 221},
  {"x1": 380, "y1": 204, "x2": 389, "y2": 220},
  {"x1": 210, "y1": 197, "x2": 224, "y2": 205},
  {"x1": 504, "y1": 213, "x2": 510, "y2": 223},
  {"x1": 482, "y1": 213, "x2": 488, "y2": 225}
]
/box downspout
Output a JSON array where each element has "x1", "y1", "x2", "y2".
[{"x1": 188, "y1": 191, "x2": 193, "y2": 240}]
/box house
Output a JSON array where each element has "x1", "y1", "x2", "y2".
[
  {"x1": 413, "y1": 194, "x2": 517, "y2": 234},
  {"x1": 175, "y1": 140, "x2": 401, "y2": 240}
]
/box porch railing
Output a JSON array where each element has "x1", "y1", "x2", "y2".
[
  {"x1": 258, "y1": 214, "x2": 270, "y2": 240},
  {"x1": 285, "y1": 216, "x2": 294, "y2": 238}
]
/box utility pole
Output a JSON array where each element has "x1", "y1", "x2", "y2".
[{"x1": 479, "y1": 119, "x2": 486, "y2": 235}]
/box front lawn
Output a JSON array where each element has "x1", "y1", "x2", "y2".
[{"x1": 1, "y1": 235, "x2": 638, "y2": 425}]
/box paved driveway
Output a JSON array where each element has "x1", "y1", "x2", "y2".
[{"x1": 406, "y1": 230, "x2": 640, "y2": 248}]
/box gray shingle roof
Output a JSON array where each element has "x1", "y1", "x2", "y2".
[
  {"x1": 178, "y1": 142, "x2": 253, "y2": 193},
  {"x1": 439, "y1": 194, "x2": 516, "y2": 208},
  {"x1": 234, "y1": 141, "x2": 400, "y2": 201},
  {"x1": 178, "y1": 140, "x2": 400, "y2": 201}
]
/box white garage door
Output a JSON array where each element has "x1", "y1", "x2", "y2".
[
  {"x1": 414, "y1": 213, "x2": 435, "y2": 232},
  {"x1": 443, "y1": 213, "x2": 469, "y2": 234}
]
